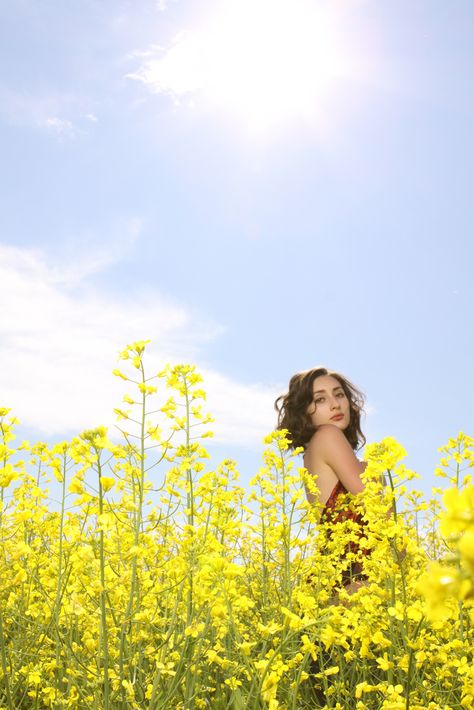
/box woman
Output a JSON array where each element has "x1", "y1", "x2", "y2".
[{"x1": 275, "y1": 367, "x2": 377, "y2": 600}]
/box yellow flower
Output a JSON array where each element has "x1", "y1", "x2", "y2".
[
  {"x1": 112, "y1": 368, "x2": 128, "y2": 380},
  {"x1": 387, "y1": 602, "x2": 404, "y2": 621},
  {"x1": 458, "y1": 529, "x2": 474, "y2": 572},
  {"x1": 300, "y1": 634, "x2": 317, "y2": 660},
  {"x1": 28, "y1": 669, "x2": 42, "y2": 685},
  {"x1": 355, "y1": 681, "x2": 379, "y2": 698},
  {"x1": 376, "y1": 653, "x2": 394, "y2": 671},
  {"x1": 97, "y1": 512, "x2": 114, "y2": 530},
  {"x1": 121, "y1": 679, "x2": 135, "y2": 698},
  {"x1": 440, "y1": 486, "x2": 474, "y2": 537},
  {"x1": 0, "y1": 464, "x2": 16, "y2": 487},
  {"x1": 372, "y1": 631, "x2": 391, "y2": 648},
  {"x1": 69, "y1": 477, "x2": 85, "y2": 495},
  {"x1": 238, "y1": 640, "x2": 257, "y2": 656},
  {"x1": 406, "y1": 604, "x2": 424, "y2": 622},
  {"x1": 12, "y1": 569, "x2": 27, "y2": 585},
  {"x1": 280, "y1": 606, "x2": 306, "y2": 631},
  {"x1": 257, "y1": 621, "x2": 281, "y2": 637},
  {"x1": 99, "y1": 476, "x2": 115, "y2": 492},
  {"x1": 320, "y1": 624, "x2": 339, "y2": 650},
  {"x1": 138, "y1": 383, "x2": 157, "y2": 395}
]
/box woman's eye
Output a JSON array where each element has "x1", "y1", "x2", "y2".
[
  {"x1": 315, "y1": 397, "x2": 324, "y2": 404},
  {"x1": 337, "y1": 392, "x2": 345, "y2": 398}
]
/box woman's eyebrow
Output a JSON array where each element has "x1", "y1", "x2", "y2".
[{"x1": 313, "y1": 386, "x2": 343, "y2": 395}]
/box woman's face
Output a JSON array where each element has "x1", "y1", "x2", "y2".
[{"x1": 306, "y1": 374, "x2": 350, "y2": 430}]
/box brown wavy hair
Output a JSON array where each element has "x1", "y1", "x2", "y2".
[{"x1": 274, "y1": 367, "x2": 366, "y2": 451}]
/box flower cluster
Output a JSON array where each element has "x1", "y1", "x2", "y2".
[{"x1": 0, "y1": 344, "x2": 472, "y2": 709}]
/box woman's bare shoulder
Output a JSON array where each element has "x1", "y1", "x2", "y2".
[
  {"x1": 307, "y1": 424, "x2": 348, "y2": 449},
  {"x1": 304, "y1": 426, "x2": 346, "y2": 470},
  {"x1": 303, "y1": 428, "x2": 342, "y2": 504},
  {"x1": 306, "y1": 425, "x2": 364, "y2": 496}
]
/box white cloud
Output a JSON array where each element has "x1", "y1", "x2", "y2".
[
  {"x1": 43, "y1": 116, "x2": 75, "y2": 137},
  {"x1": 0, "y1": 87, "x2": 69, "y2": 131},
  {"x1": 0, "y1": 87, "x2": 98, "y2": 139},
  {"x1": 51, "y1": 217, "x2": 143, "y2": 285},
  {"x1": 156, "y1": 0, "x2": 176, "y2": 11},
  {"x1": 127, "y1": 33, "x2": 205, "y2": 99},
  {"x1": 202, "y1": 370, "x2": 279, "y2": 446},
  {"x1": 0, "y1": 240, "x2": 276, "y2": 446}
]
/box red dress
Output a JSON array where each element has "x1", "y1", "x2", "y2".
[{"x1": 320, "y1": 480, "x2": 370, "y2": 587}]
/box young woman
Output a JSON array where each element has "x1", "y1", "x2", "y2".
[{"x1": 275, "y1": 367, "x2": 378, "y2": 600}]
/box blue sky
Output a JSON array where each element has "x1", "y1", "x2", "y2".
[{"x1": 1, "y1": 0, "x2": 473, "y2": 500}]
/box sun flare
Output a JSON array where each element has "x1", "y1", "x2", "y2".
[
  {"x1": 133, "y1": 0, "x2": 363, "y2": 135},
  {"x1": 203, "y1": 0, "x2": 346, "y2": 129}
]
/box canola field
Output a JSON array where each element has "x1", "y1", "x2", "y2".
[{"x1": 0, "y1": 341, "x2": 473, "y2": 709}]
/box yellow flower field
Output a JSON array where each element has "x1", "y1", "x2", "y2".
[{"x1": 0, "y1": 341, "x2": 473, "y2": 709}]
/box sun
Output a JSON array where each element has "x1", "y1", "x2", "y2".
[
  {"x1": 203, "y1": 0, "x2": 349, "y2": 131},
  {"x1": 132, "y1": 0, "x2": 364, "y2": 136}
]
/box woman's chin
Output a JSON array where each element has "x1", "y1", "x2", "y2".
[{"x1": 330, "y1": 419, "x2": 348, "y2": 430}]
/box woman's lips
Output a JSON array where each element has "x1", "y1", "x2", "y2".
[{"x1": 330, "y1": 414, "x2": 344, "y2": 421}]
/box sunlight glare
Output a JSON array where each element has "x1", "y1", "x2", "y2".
[
  {"x1": 133, "y1": 0, "x2": 362, "y2": 136},
  {"x1": 202, "y1": 0, "x2": 348, "y2": 132}
]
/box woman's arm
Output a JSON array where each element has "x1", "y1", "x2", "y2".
[
  {"x1": 309, "y1": 426, "x2": 404, "y2": 555},
  {"x1": 310, "y1": 429, "x2": 389, "y2": 500}
]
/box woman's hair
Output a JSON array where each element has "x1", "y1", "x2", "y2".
[{"x1": 274, "y1": 367, "x2": 366, "y2": 451}]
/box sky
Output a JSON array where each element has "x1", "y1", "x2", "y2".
[{"x1": 1, "y1": 0, "x2": 473, "y2": 504}]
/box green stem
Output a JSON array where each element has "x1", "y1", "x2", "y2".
[
  {"x1": 259, "y1": 485, "x2": 268, "y2": 615},
  {"x1": 279, "y1": 447, "x2": 291, "y2": 608},
  {"x1": 97, "y1": 458, "x2": 110, "y2": 710},
  {"x1": 119, "y1": 361, "x2": 147, "y2": 704},
  {"x1": 405, "y1": 615, "x2": 425, "y2": 710},
  {"x1": 183, "y1": 375, "x2": 197, "y2": 708},
  {"x1": 184, "y1": 379, "x2": 194, "y2": 531},
  {"x1": 386, "y1": 468, "x2": 407, "y2": 604},
  {"x1": 54, "y1": 455, "x2": 68, "y2": 685},
  {"x1": 0, "y1": 606, "x2": 13, "y2": 710}
]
